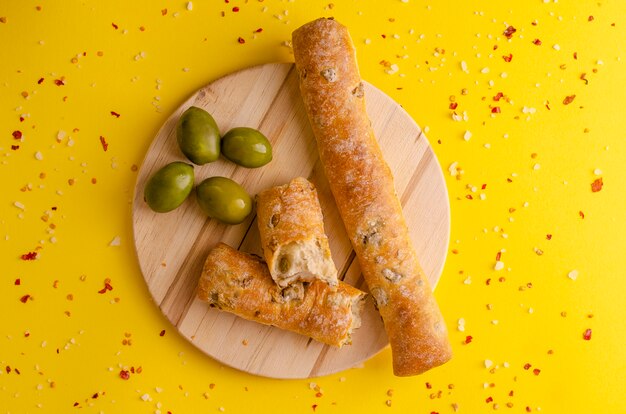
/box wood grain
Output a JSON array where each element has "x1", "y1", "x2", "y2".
[{"x1": 132, "y1": 63, "x2": 450, "y2": 379}]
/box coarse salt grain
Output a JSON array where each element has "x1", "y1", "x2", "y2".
[
  {"x1": 461, "y1": 61, "x2": 468, "y2": 72},
  {"x1": 35, "y1": 151, "x2": 43, "y2": 160},
  {"x1": 553, "y1": 44, "x2": 561, "y2": 51},
  {"x1": 140, "y1": 393, "x2": 151, "y2": 402},
  {"x1": 533, "y1": 163, "x2": 541, "y2": 170},
  {"x1": 568, "y1": 270, "x2": 578, "y2": 280},
  {"x1": 14, "y1": 201, "x2": 25, "y2": 210},
  {"x1": 186, "y1": 2, "x2": 193, "y2": 11},
  {"x1": 481, "y1": 67, "x2": 490, "y2": 74},
  {"x1": 463, "y1": 131, "x2": 472, "y2": 141},
  {"x1": 494, "y1": 261, "x2": 505, "y2": 271},
  {"x1": 485, "y1": 359, "x2": 493, "y2": 368},
  {"x1": 593, "y1": 168, "x2": 602, "y2": 175},
  {"x1": 109, "y1": 236, "x2": 121, "y2": 246}
]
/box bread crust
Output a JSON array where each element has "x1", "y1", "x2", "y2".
[
  {"x1": 197, "y1": 243, "x2": 365, "y2": 347},
  {"x1": 292, "y1": 18, "x2": 452, "y2": 375},
  {"x1": 256, "y1": 177, "x2": 338, "y2": 288}
]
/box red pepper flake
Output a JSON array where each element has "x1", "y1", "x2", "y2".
[
  {"x1": 493, "y1": 92, "x2": 504, "y2": 101},
  {"x1": 563, "y1": 95, "x2": 576, "y2": 105},
  {"x1": 119, "y1": 369, "x2": 130, "y2": 380},
  {"x1": 237, "y1": 37, "x2": 245, "y2": 44},
  {"x1": 11, "y1": 145, "x2": 20, "y2": 150},
  {"x1": 464, "y1": 335, "x2": 473, "y2": 344},
  {"x1": 21, "y1": 251, "x2": 38, "y2": 260},
  {"x1": 12, "y1": 130, "x2": 23, "y2": 139},
  {"x1": 19, "y1": 116, "x2": 25, "y2": 122},
  {"x1": 98, "y1": 279, "x2": 113, "y2": 294},
  {"x1": 546, "y1": 234, "x2": 552, "y2": 240},
  {"x1": 37, "y1": 77, "x2": 44, "y2": 84},
  {"x1": 583, "y1": 328, "x2": 592, "y2": 340},
  {"x1": 449, "y1": 102, "x2": 458, "y2": 110},
  {"x1": 579, "y1": 210, "x2": 585, "y2": 219},
  {"x1": 493, "y1": 44, "x2": 498, "y2": 51},
  {"x1": 99, "y1": 136, "x2": 109, "y2": 151},
  {"x1": 110, "y1": 111, "x2": 121, "y2": 118},
  {"x1": 425, "y1": 382, "x2": 432, "y2": 389},
  {"x1": 486, "y1": 278, "x2": 491, "y2": 285},
  {"x1": 254, "y1": 28, "x2": 263, "y2": 33},
  {"x1": 54, "y1": 78, "x2": 65, "y2": 86},
  {"x1": 495, "y1": 251, "x2": 502, "y2": 261},
  {"x1": 312, "y1": 404, "x2": 318, "y2": 412},
  {"x1": 112, "y1": 22, "x2": 118, "y2": 30},
  {"x1": 491, "y1": 106, "x2": 501, "y2": 114},
  {"x1": 161, "y1": 8, "x2": 167, "y2": 16},
  {"x1": 523, "y1": 363, "x2": 532, "y2": 370},
  {"x1": 5, "y1": 366, "x2": 10, "y2": 374},
  {"x1": 465, "y1": 194, "x2": 473, "y2": 200},
  {"x1": 232, "y1": 6, "x2": 240, "y2": 12},
  {"x1": 533, "y1": 368, "x2": 541, "y2": 375},
  {"x1": 15, "y1": 278, "x2": 21, "y2": 285},
  {"x1": 503, "y1": 26, "x2": 517, "y2": 39},
  {"x1": 532, "y1": 38, "x2": 542, "y2": 46},
  {"x1": 20, "y1": 294, "x2": 31, "y2": 303},
  {"x1": 573, "y1": 52, "x2": 578, "y2": 60},
  {"x1": 588, "y1": 15, "x2": 594, "y2": 22},
  {"x1": 486, "y1": 396, "x2": 493, "y2": 403},
  {"x1": 591, "y1": 177, "x2": 603, "y2": 192},
  {"x1": 159, "y1": 329, "x2": 166, "y2": 337},
  {"x1": 502, "y1": 53, "x2": 513, "y2": 62}
]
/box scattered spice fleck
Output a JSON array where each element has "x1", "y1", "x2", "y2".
[
  {"x1": 100, "y1": 136, "x2": 109, "y2": 151},
  {"x1": 237, "y1": 37, "x2": 245, "y2": 44},
  {"x1": 583, "y1": 329, "x2": 592, "y2": 340},
  {"x1": 532, "y1": 39, "x2": 542, "y2": 46},
  {"x1": 502, "y1": 53, "x2": 513, "y2": 62},
  {"x1": 591, "y1": 178, "x2": 603, "y2": 192},
  {"x1": 21, "y1": 251, "x2": 38, "y2": 260},
  {"x1": 110, "y1": 111, "x2": 121, "y2": 118},
  {"x1": 112, "y1": 22, "x2": 118, "y2": 29},
  {"x1": 563, "y1": 95, "x2": 576, "y2": 105},
  {"x1": 119, "y1": 369, "x2": 130, "y2": 380},
  {"x1": 12, "y1": 130, "x2": 23, "y2": 139},
  {"x1": 503, "y1": 26, "x2": 517, "y2": 39},
  {"x1": 98, "y1": 278, "x2": 113, "y2": 294},
  {"x1": 20, "y1": 294, "x2": 32, "y2": 303}
]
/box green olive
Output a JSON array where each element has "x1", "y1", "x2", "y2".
[
  {"x1": 176, "y1": 106, "x2": 221, "y2": 165},
  {"x1": 221, "y1": 127, "x2": 273, "y2": 168},
  {"x1": 196, "y1": 177, "x2": 252, "y2": 224},
  {"x1": 144, "y1": 162, "x2": 194, "y2": 213}
]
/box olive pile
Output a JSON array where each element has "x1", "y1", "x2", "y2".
[{"x1": 144, "y1": 106, "x2": 272, "y2": 224}]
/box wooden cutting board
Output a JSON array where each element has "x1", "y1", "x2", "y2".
[{"x1": 132, "y1": 62, "x2": 450, "y2": 379}]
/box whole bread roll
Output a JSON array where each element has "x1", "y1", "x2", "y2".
[
  {"x1": 292, "y1": 18, "x2": 452, "y2": 376},
  {"x1": 256, "y1": 177, "x2": 338, "y2": 288},
  {"x1": 197, "y1": 243, "x2": 366, "y2": 347}
]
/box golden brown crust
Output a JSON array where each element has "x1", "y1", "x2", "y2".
[
  {"x1": 256, "y1": 177, "x2": 338, "y2": 288},
  {"x1": 292, "y1": 18, "x2": 452, "y2": 376},
  {"x1": 197, "y1": 243, "x2": 366, "y2": 347}
]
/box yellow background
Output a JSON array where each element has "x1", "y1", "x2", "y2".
[{"x1": 1, "y1": 0, "x2": 624, "y2": 412}]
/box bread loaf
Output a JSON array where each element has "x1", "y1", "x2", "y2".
[
  {"x1": 256, "y1": 177, "x2": 338, "y2": 288},
  {"x1": 292, "y1": 18, "x2": 452, "y2": 375},
  {"x1": 197, "y1": 243, "x2": 366, "y2": 347}
]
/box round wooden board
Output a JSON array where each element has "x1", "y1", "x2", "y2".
[{"x1": 132, "y1": 63, "x2": 450, "y2": 379}]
